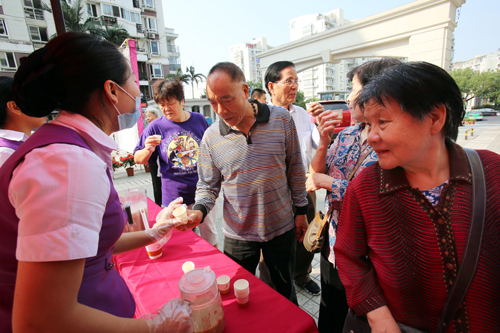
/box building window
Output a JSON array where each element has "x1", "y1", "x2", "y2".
[
  {"x1": 130, "y1": 12, "x2": 141, "y2": 23},
  {"x1": 102, "y1": 4, "x2": 112, "y2": 16},
  {"x1": 144, "y1": 0, "x2": 154, "y2": 9},
  {"x1": 150, "y1": 41, "x2": 159, "y2": 55},
  {"x1": 87, "y1": 4, "x2": 97, "y2": 17},
  {"x1": 120, "y1": 8, "x2": 130, "y2": 21},
  {"x1": 147, "y1": 18, "x2": 157, "y2": 32},
  {"x1": 0, "y1": 19, "x2": 7, "y2": 37},
  {"x1": 150, "y1": 64, "x2": 162, "y2": 78},
  {"x1": 112, "y1": 5, "x2": 120, "y2": 17},
  {"x1": 29, "y1": 26, "x2": 48, "y2": 42},
  {"x1": 0, "y1": 51, "x2": 16, "y2": 69}
]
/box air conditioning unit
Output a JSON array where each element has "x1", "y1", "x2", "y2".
[{"x1": 147, "y1": 32, "x2": 156, "y2": 39}]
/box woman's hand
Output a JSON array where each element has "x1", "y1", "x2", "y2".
[
  {"x1": 141, "y1": 298, "x2": 193, "y2": 333},
  {"x1": 366, "y1": 306, "x2": 401, "y2": 333},
  {"x1": 306, "y1": 172, "x2": 334, "y2": 192},
  {"x1": 306, "y1": 102, "x2": 325, "y2": 117},
  {"x1": 144, "y1": 135, "x2": 161, "y2": 153},
  {"x1": 317, "y1": 111, "x2": 341, "y2": 145}
]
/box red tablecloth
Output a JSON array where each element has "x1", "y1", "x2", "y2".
[{"x1": 114, "y1": 199, "x2": 318, "y2": 333}]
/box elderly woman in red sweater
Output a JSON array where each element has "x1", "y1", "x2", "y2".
[{"x1": 335, "y1": 62, "x2": 500, "y2": 332}]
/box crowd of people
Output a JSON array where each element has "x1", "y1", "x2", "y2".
[{"x1": 0, "y1": 31, "x2": 499, "y2": 333}]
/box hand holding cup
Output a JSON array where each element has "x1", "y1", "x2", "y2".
[
  {"x1": 306, "y1": 102, "x2": 325, "y2": 117},
  {"x1": 145, "y1": 134, "x2": 162, "y2": 152}
]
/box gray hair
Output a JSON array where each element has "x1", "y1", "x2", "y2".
[{"x1": 144, "y1": 106, "x2": 160, "y2": 117}]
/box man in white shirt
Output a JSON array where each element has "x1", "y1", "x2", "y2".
[{"x1": 265, "y1": 61, "x2": 324, "y2": 295}]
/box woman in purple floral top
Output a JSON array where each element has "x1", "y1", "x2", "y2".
[{"x1": 306, "y1": 59, "x2": 401, "y2": 333}]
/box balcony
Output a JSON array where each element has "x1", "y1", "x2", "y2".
[
  {"x1": 167, "y1": 45, "x2": 180, "y2": 54},
  {"x1": 141, "y1": 0, "x2": 155, "y2": 11},
  {"x1": 169, "y1": 64, "x2": 181, "y2": 72},
  {"x1": 138, "y1": 71, "x2": 148, "y2": 81},
  {"x1": 102, "y1": 15, "x2": 117, "y2": 24},
  {"x1": 136, "y1": 23, "x2": 143, "y2": 33},
  {"x1": 24, "y1": 7, "x2": 44, "y2": 20}
]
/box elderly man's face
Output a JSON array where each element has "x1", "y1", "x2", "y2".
[
  {"x1": 269, "y1": 66, "x2": 299, "y2": 108},
  {"x1": 207, "y1": 71, "x2": 250, "y2": 128}
]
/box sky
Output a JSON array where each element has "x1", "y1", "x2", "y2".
[{"x1": 162, "y1": 0, "x2": 500, "y2": 77}]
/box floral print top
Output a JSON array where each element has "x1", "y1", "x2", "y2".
[{"x1": 325, "y1": 124, "x2": 378, "y2": 265}]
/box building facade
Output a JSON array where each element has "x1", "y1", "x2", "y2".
[
  {"x1": 0, "y1": 0, "x2": 177, "y2": 100},
  {"x1": 230, "y1": 37, "x2": 271, "y2": 83}
]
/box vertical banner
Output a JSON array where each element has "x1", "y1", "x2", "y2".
[{"x1": 127, "y1": 39, "x2": 145, "y2": 137}]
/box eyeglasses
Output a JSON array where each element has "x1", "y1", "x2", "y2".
[{"x1": 275, "y1": 78, "x2": 300, "y2": 86}]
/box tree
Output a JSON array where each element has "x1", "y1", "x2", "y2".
[
  {"x1": 246, "y1": 80, "x2": 263, "y2": 90},
  {"x1": 60, "y1": 0, "x2": 102, "y2": 35},
  {"x1": 450, "y1": 68, "x2": 500, "y2": 104},
  {"x1": 98, "y1": 19, "x2": 130, "y2": 46},
  {"x1": 185, "y1": 66, "x2": 206, "y2": 99},
  {"x1": 166, "y1": 67, "x2": 189, "y2": 84},
  {"x1": 294, "y1": 90, "x2": 307, "y2": 109}
]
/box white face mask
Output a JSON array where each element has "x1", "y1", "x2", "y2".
[{"x1": 111, "y1": 83, "x2": 141, "y2": 131}]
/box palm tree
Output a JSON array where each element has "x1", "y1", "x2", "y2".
[
  {"x1": 185, "y1": 66, "x2": 206, "y2": 99},
  {"x1": 98, "y1": 20, "x2": 130, "y2": 46},
  {"x1": 166, "y1": 67, "x2": 189, "y2": 84},
  {"x1": 60, "y1": 0, "x2": 102, "y2": 35}
]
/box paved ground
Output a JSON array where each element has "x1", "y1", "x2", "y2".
[{"x1": 113, "y1": 114, "x2": 500, "y2": 326}]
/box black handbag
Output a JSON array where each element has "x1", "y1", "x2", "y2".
[{"x1": 342, "y1": 148, "x2": 486, "y2": 333}]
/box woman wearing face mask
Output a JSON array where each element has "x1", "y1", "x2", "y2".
[
  {"x1": 0, "y1": 76, "x2": 46, "y2": 167},
  {"x1": 0, "y1": 33, "x2": 193, "y2": 332}
]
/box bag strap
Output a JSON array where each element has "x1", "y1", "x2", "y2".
[
  {"x1": 347, "y1": 147, "x2": 374, "y2": 181},
  {"x1": 436, "y1": 148, "x2": 486, "y2": 333}
]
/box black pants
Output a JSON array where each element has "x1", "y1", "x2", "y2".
[
  {"x1": 224, "y1": 227, "x2": 298, "y2": 305},
  {"x1": 149, "y1": 163, "x2": 162, "y2": 206},
  {"x1": 293, "y1": 192, "x2": 316, "y2": 284},
  {"x1": 318, "y1": 252, "x2": 349, "y2": 333}
]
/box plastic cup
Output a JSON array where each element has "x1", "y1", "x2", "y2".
[
  {"x1": 146, "y1": 242, "x2": 163, "y2": 259},
  {"x1": 153, "y1": 135, "x2": 162, "y2": 144},
  {"x1": 182, "y1": 261, "x2": 195, "y2": 274},
  {"x1": 234, "y1": 279, "x2": 249, "y2": 296},
  {"x1": 217, "y1": 275, "x2": 230, "y2": 295},
  {"x1": 330, "y1": 109, "x2": 343, "y2": 121},
  {"x1": 305, "y1": 102, "x2": 315, "y2": 114},
  {"x1": 236, "y1": 294, "x2": 249, "y2": 308},
  {"x1": 173, "y1": 205, "x2": 187, "y2": 219}
]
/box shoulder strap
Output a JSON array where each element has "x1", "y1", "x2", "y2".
[
  {"x1": 347, "y1": 147, "x2": 374, "y2": 181},
  {"x1": 436, "y1": 148, "x2": 486, "y2": 333}
]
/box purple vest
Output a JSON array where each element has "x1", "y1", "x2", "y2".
[
  {"x1": 0, "y1": 124, "x2": 135, "y2": 332},
  {"x1": 0, "y1": 137, "x2": 23, "y2": 150}
]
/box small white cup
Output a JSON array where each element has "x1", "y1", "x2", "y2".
[
  {"x1": 305, "y1": 102, "x2": 315, "y2": 113},
  {"x1": 173, "y1": 205, "x2": 187, "y2": 219},
  {"x1": 217, "y1": 275, "x2": 230, "y2": 294},
  {"x1": 181, "y1": 261, "x2": 195, "y2": 274},
  {"x1": 233, "y1": 279, "x2": 249, "y2": 298}
]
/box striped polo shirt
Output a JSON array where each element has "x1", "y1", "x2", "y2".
[{"x1": 194, "y1": 102, "x2": 308, "y2": 242}]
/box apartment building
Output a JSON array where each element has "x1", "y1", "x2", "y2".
[
  {"x1": 230, "y1": 37, "x2": 271, "y2": 83},
  {"x1": 0, "y1": 0, "x2": 56, "y2": 77},
  {"x1": 0, "y1": 0, "x2": 178, "y2": 99}
]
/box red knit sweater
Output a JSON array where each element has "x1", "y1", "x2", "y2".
[{"x1": 335, "y1": 143, "x2": 500, "y2": 332}]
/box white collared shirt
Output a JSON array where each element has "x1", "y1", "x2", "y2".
[
  {"x1": 269, "y1": 103, "x2": 319, "y2": 170},
  {"x1": 0, "y1": 129, "x2": 28, "y2": 167},
  {"x1": 9, "y1": 111, "x2": 118, "y2": 262}
]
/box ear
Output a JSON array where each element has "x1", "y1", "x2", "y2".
[
  {"x1": 430, "y1": 104, "x2": 447, "y2": 136},
  {"x1": 243, "y1": 83, "x2": 249, "y2": 99},
  {"x1": 267, "y1": 81, "x2": 274, "y2": 95},
  {"x1": 181, "y1": 99, "x2": 185, "y2": 107},
  {"x1": 103, "y1": 80, "x2": 119, "y2": 105},
  {"x1": 6, "y1": 101, "x2": 22, "y2": 116}
]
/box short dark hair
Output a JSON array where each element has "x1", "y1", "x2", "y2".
[
  {"x1": 264, "y1": 61, "x2": 295, "y2": 94},
  {"x1": 251, "y1": 88, "x2": 266, "y2": 99},
  {"x1": 208, "y1": 62, "x2": 245, "y2": 83},
  {"x1": 346, "y1": 58, "x2": 402, "y2": 86},
  {"x1": 357, "y1": 62, "x2": 463, "y2": 141},
  {"x1": 13, "y1": 32, "x2": 128, "y2": 121},
  {"x1": 153, "y1": 78, "x2": 185, "y2": 104},
  {"x1": 0, "y1": 76, "x2": 14, "y2": 128}
]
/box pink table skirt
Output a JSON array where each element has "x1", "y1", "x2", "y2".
[{"x1": 114, "y1": 199, "x2": 318, "y2": 333}]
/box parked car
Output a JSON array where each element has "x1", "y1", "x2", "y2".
[
  {"x1": 474, "y1": 108, "x2": 498, "y2": 116},
  {"x1": 465, "y1": 110, "x2": 483, "y2": 121},
  {"x1": 318, "y1": 100, "x2": 350, "y2": 140}
]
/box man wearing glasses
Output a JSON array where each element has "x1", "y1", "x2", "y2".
[{"x1": 265, "y1": 61, "x2": 324, "y2": 296}]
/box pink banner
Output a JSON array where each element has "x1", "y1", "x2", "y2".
[{"x1": 127, "y1": 39, "x2": 144, "y2": 137}]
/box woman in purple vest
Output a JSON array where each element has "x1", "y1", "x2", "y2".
[
  {"x1": 0, "y1": 32, "x2": 193, "y2": 332},
  {"x1": 0, "y1": 76, "x2": 46, "y2": 167}
]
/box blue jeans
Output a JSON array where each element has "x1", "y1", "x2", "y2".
[{"x1": 224, "y1": 226, "x2": 298, "y2": 305}]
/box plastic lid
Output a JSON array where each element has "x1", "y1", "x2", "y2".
[{"x1": 179, "y1": 266, "x2": 217, "y2": 304}]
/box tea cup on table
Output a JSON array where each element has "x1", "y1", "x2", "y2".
[
  {"x1": 234, "y1": 279, "x2": 250, "y2": 308},
  {"x1": 217, "y1": 275, "x2": 230, "y2": 295}
]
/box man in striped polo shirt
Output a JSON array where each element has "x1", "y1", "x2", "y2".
[{"x1": 187, "y1": 62, "x2": 309, "y2": 305}]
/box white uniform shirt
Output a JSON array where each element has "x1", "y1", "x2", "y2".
[
  {"x1": 9, "y1": 111, "x2": 118, "y2": 262},
  {"x1": 0, "y1": 129, "x2": 28, "y2": 167},
  {"x1": 269, "y1": 103, "x2": 319, "y2": 171}
]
